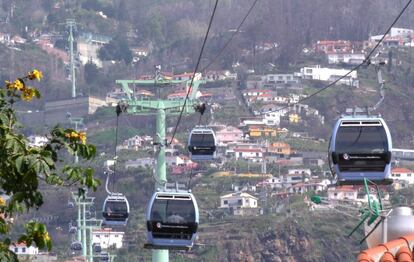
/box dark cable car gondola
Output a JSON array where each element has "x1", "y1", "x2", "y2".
[
  {"x1": 70, "y1": 241, "x2": 82, "y2": 251},
  {"x1": 329, "y1": 116, "x2": 392, "y2": 185},
  {"x1": 93, "y1": 243, "x2": 102, "y2": 253},
  {"x1": 100, "y1": 252, "x2": 109, "y2": 262},
  {"x1": 188, "y1": 127, "x2": 217, "y2": 161},
  {"x1": 102, "y1": 193, "x2": 130, "y2": 227},
  {"x1": 145, "y1": 189, "x2": 199, "y2": 250}
]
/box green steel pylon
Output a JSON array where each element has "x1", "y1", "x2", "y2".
[
  {"x1": 66, "y1": 19, "x2": 77, "y2": 98},
  {"x1": 116, "y1": 74, "x2": 205, "y2": 262},
  {"x1": 72, "y1": 192, "x2": 95, "y2": 259}
]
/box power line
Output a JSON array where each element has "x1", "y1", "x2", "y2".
[
  {"x1": 201, "y1": 0, "x2": 259, "y2": 72},
  {"x1": 169, "y1": 0, "x2": 220, "y2": 145},
  {"x1": 260, "y1": 0, "x2": 412, "y2": 115}
]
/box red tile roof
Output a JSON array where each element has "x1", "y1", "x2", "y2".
[
  {"x1": 329, "y1": 185, "x2": 357, "y2": 192},
  {"x1": 234, "y1": 148, "x2": 262, "y2": 153},
  {"x1": 392, "y1": 167, "x2": 413, "y2": 173},
  {"x1": 358, "y1": 234, "x2": 414, "y2": 262}
]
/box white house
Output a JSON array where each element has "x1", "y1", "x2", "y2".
[
  {"x1": 327, "y1": 52, "x2": 365, "y2": 65},
  {"x1": 299, "y1": 65, "x2": 358, "y2": 87},
  {"x1": 173, "y1": 72, "x2": 202, "y2": 81},
  {"x1": 219, "y1": 192, "x2": 259, "y2": 216},
  {"x1": 263, "y1": 111, "x2": 281, "y2": 126},
  {"x1": 391, "y1": 167, "x2": 414, "y2": 184},
  {"x1": 257, "y1": 176, "x2": 283, "y2": 189},
  {"x1": 92, "y1": 228, "x2": 124, "y2": 249},
  {"x1": 266, "y1": 73, "x2": 299, "y2": 85},
  {"x1": 166, "y1": 155, "x2": 187, "y2": 166},
  {"x1": 28, "y1": 135, "x2": 48, "y2": 147},
  {"x1": 9, "y1": 242, "x2": 39, "y2": 255},
  {"x1": 77, "y1": 32, "x2": 112, "y2": 67},
  {"x1": 0, "y1": 32, "x2": 10, "y2": 44},
  {"x1": 390, "y1": 27, "x2": 414, "y2": 37},
  {"x1": 234, "y1": 147, "x2": 264, "y2": 162},
  {"x1": 125, "y1": 157, "x2": 154, "y2": 169},
  {"x1": 327, "y1": 186, "x2": 358, "y2": 201},
  {"x1": 288, "y1": 182, "x2": 326, "y2": 194},
  {"x1": 284, "y1": 174, "x2": 303, "y2": 185},
  {"x1": 288, "y1": 168, "x2": 311, "y2": 176}
]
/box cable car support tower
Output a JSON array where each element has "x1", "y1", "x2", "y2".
[{"x1": 116, "y1": 68, "x2": 205, "y2": 262}]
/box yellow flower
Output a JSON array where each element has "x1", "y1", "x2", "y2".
[
  {"x1": 0, "y1": 197, "x2": 5, "y2": 207},
  {"x1": 27, "y1": 69, "x2": 43, "y2": 81},
  {"x1": 65, "y1": 131, "x2": 80, "y2": 139},
  {"x1": 5, "y1": 79, "x2": 24, "y2": 91},
  {"x1": 44, "y1": 232, "x2": 50, "y2": 242},
  {"x1": 21, "y1": 87, "x2": 36, "y2": 101},
  {"x1": 78, "y1": 132, "x2": 86, "y2": 144}
]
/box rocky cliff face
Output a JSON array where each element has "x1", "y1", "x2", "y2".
[{"x1": 187, "y1": 213, "x2": 362, "y2": 262}]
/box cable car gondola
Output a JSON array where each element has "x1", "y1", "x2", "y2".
[
  {"x1": 145, "y1": 190, "x2": 199, "y2": 250},
  {"x1": 68, "y1": 226, "x2": 77, "y2": 234},
  {"x1": 329, "y1": 116, "x2": 392, "y2": 185},
  {"x1": 102, "y1": 193, "x2": 130, "y2": 227},
  {"x1": 70, "y1": 241, "x2": 82, "y2": 251},
  {"x1": 188, "y1": 127, "x2": 217, "y2": 161},
  {"x1": 93, "y1": 243, "x2": 102, "y2": 253},
  {"x1": 100, "y1": 252, "x2": 109, "y2": 262}
]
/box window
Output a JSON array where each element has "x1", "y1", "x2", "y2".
[
  {"x1": 223, "y1": 200, "x2": 228, "y2": 205},
  {"x1": 306, "y1": 69, "x2": 312, "y2": 74},
  {"x1": 237, "y1": 199, "x2": 242, "y2": 205},
  {"x1": 22, "y1": 248, "x2": 26, "y2": 253},
  {"x1": 408, "y1": 174, "x2": 411, "y2": 177},
  {"x1": 14, "y1": 248, "x2": 18, "y2": 253},
  {"x1": 115, "y1": 235, "x2": 118, "y2": 238}
]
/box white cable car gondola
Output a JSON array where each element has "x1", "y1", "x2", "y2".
[
  {"x1": 68, "y1": 226, "x2": 77, "y2": 234},
  {"x1": 145, "y1": 190, "x2": 199, "y2": 250},
  {"x1": 329, "y1": 116, "x2": 392, "y2": 185},
  {"x1": 188, "y1": 127, "x2": 217, "y2": 161},
  {"x1": 102, "y1": 193, "x2": 130, "y2": 227}
]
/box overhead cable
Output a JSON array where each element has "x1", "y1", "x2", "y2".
[
  {"x1": 261, "y1": 0, "x2": 412, "y2": 115},
  {"x1": 169, "y1": 0, "x2": 220, "y2": 145},
  {"x1": 201, "y1": 0, "x2": 259, "y2": 71}
]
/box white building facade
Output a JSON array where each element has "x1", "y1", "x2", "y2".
[
  {"x1": 299, "y1": 65, "x2": 358, "y2": 87},
  {"x1": 9, "y1": 243, "x2": 39, "y2": 255},
  {"x1": 92, "y1": 229, "x2": 124, "y2": 249}
]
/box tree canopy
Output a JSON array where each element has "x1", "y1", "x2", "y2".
[{"x1": 0, "y1": 70, "x2": 99, "y2": 260}]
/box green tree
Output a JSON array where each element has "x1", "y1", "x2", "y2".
[
  {"x1": 98, "y1": 35, "x2": 133, "y2": 64},
  {"x1": 84, "y1": 61, "x2": 99, "y2": 84},
  {"x1": 0, "y1": 70, "x2": 99, "y2": 260}
]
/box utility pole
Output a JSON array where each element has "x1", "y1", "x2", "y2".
[
  {"x1": 116, "y1": 71, "x2": 205, "y2": 262},
  {"x1": 66, "y1": 19, "x2": 77, "y2": 98}
]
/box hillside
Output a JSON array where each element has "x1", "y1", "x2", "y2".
[{"x1": 2, "y1": 1, "x2": 414, "y2": 261}]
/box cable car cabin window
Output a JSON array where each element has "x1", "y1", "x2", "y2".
[
  {"x1": 190, "y1": 134, "x2": 215, "y2": 146},
  {"x1": 105, "y1": 201, "x2": 128, "y2": 217},
  {"x1": 336, "y1": 126, "x2": 388, "y2": 153},
  {"x1": 151, "y1": 199, "x2": 195, "y2": 224},
  {"x1": 336, "y1": 126, "x2": 389, "y2": 172}
]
